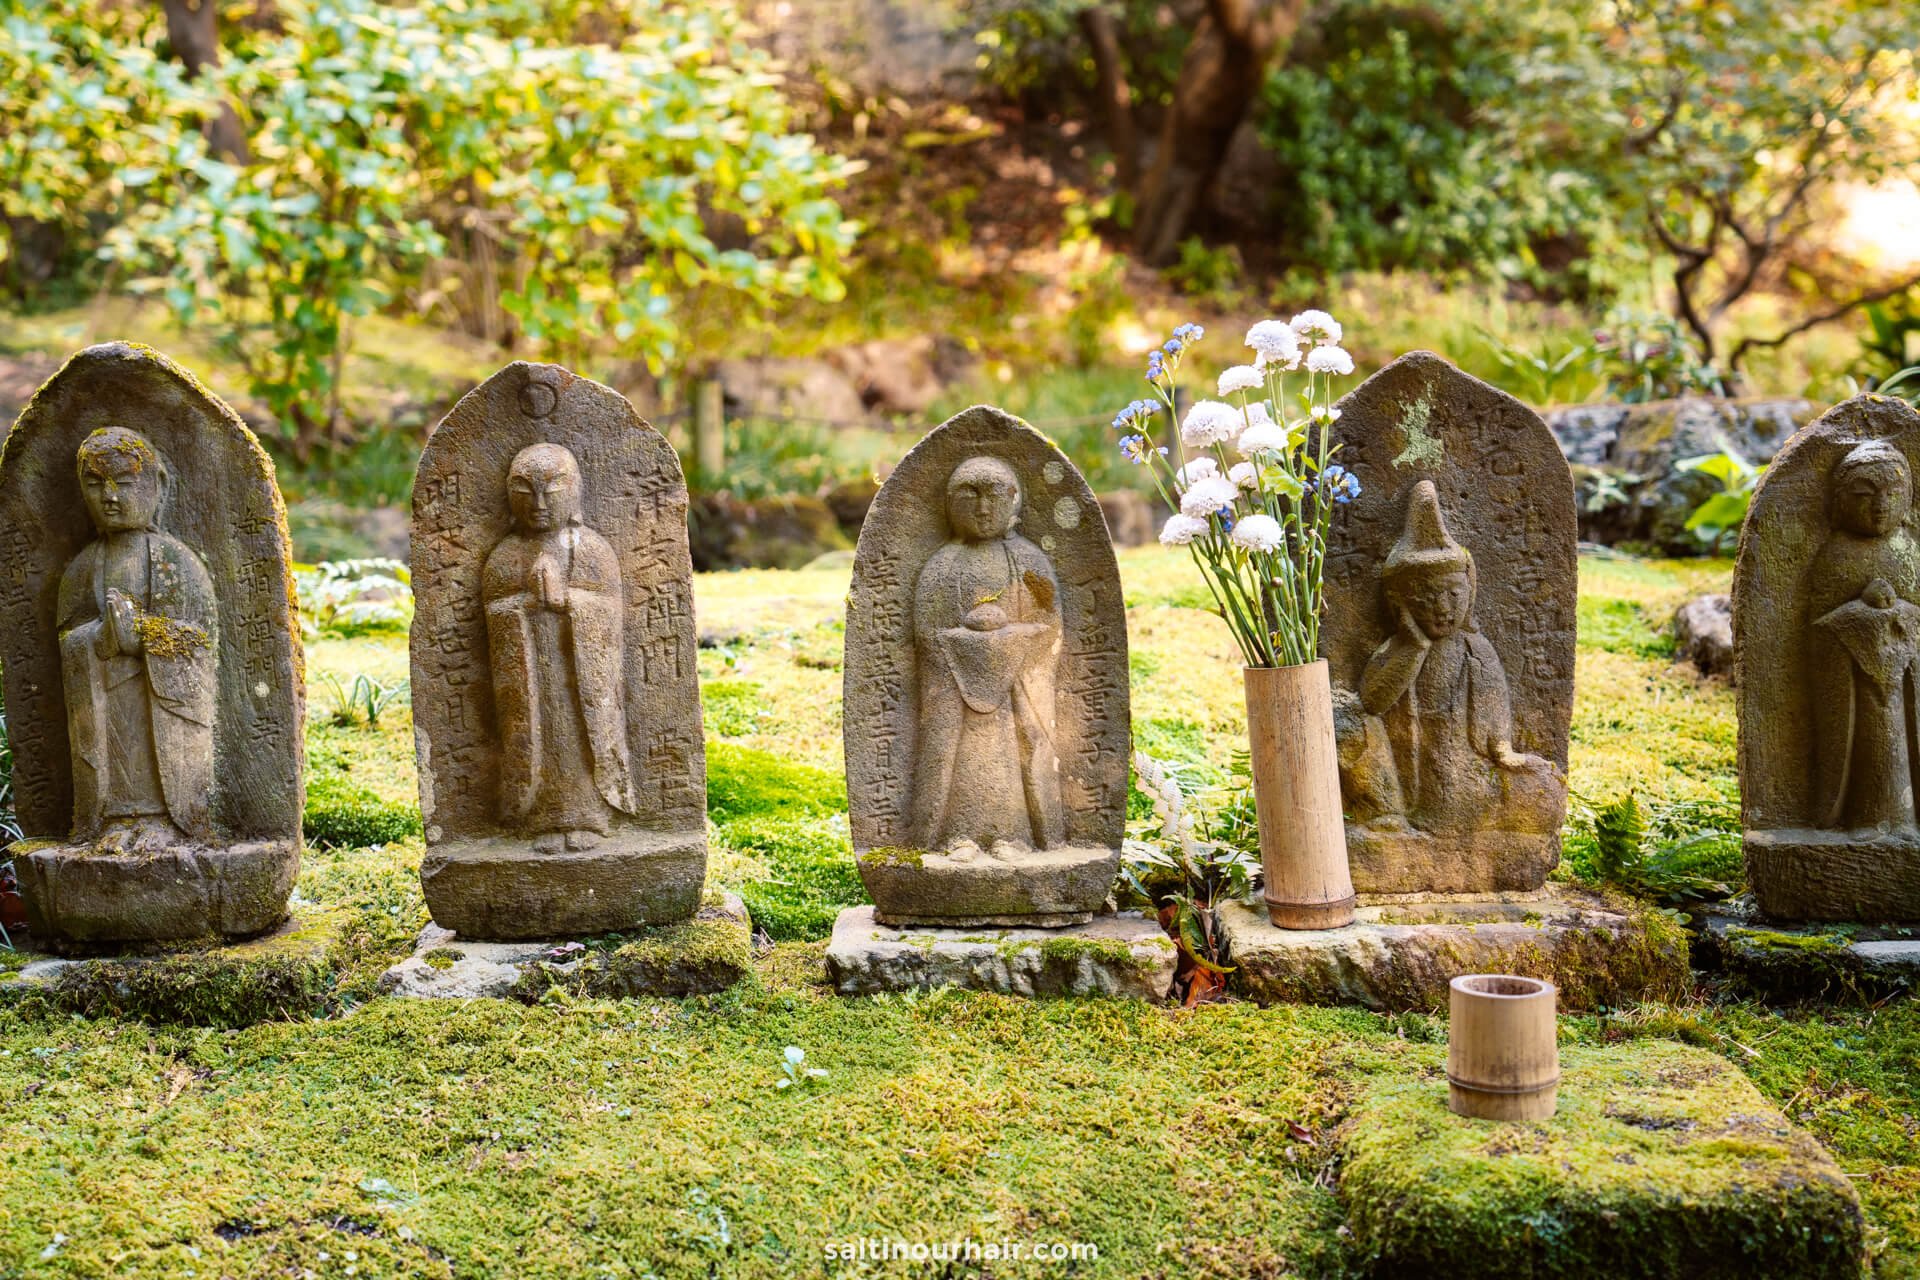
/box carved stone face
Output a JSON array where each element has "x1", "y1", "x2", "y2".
[
  {"x1": 1398, "y1": 567, "x2": 1473, "y2": 638},
  {"x1": 508, "y1": 444, "x2": 582, "y2": 534},
  {"x1": 947, "y1": 457, "x2": 1021, "y2": 543},
  {"x1": 78, "y1": 430, "x2": 162, "y2": 534},
  {"x1": 1833, "y1": 458, "x2": 1910, "y2": 538}
]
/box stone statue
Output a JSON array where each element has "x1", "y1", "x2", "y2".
[
  {"x1": 1738, "y1": 398, "x2": 1920, "y2": 921},
  {"x1": 1807, "y1": 442, "x2": 1920, "y2": 835},
  {"x1": 844, "y1": 406, "x2": 1129, "y2": 927},
  {"x1": 1317, "y1": 353, "x2": 1576, "y2": 895},
  {"x1": 483, "y1": 443, "x2": 638, "y2": 853},
  {"x1": 1342, "y1": 481, "x2": 1561, "y2": 842},
  {"x1": 910, "y1": 456, "x2": 1065, "y2": 855},
  {"x1": 0, "y1": 342, "x2": 304, "y2": 949},
  {"x1": 58, "y1": 427, "x2": 217, "y2": 851},
  {"x1": 411, "y1": 362, "x2": 707, "y2": 940}
]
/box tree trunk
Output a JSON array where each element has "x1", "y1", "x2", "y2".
[
  {"x1": 159, "y1": 0, "x2": 249, "y2": 161},
  {"x1": 1131, "y1": 0, "x2": 1306, "y2": 265}
]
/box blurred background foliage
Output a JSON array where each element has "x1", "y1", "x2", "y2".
[{"x1": 0, "y1": 0, "x2": 1916, "y2": 530}]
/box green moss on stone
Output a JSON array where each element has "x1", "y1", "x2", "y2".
[
  {"x1": 508, "y1": 906, "x2": 752, "y2": 1003},
  {"x1": 11, "y1": 911, "x2": 346, "y2": 1028},
  {"x1": 1701, "y1": 927, "x2": 1893, "y2": 1003},
  {"x1": 1036, "y1": 935, "x2": 1154, "y2": 970},
  {"x1": 1339, "y1": 1041, "x2": 1865, "y2": 1279},
  {"x1": 859, "y1": 846, "x2": 926, "y2": 869}
]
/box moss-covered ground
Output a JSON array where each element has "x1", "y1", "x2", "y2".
[{"x1": 3, "y1": 549, "x2": 1917, "y2": 1277}]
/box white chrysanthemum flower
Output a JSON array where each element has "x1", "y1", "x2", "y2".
[
  {"x1": 1305, "y1": 345, "x2": 1355, "y2": 376},
  {"x1": 1158, "y1": 513, "x2": 1210, "y2": 546},
  {"x1": 1290, "y1": 309, "x2": 1342, "y2": 345},
  {"x1": 1180, "y1": 399, "x2": 1241, "y2": 448},
  {"x1": 1217, "y1": 365, "x2": 1264, "y2": 397},
  {"x1": 1245, "y1": 319, "x2": 1301, "y2": 370},
  {"x1": 1178, "y1": 475, "x2": 1239, "y2": 518},
  {"x1": 1229, "y1": 461, "x2": 1259, "y2": 489},
  {"x1": 1174, "y1": 457, "x2": 1219, "y2": 488},
  {"x1": 1231, "y1": 513, "x2": 1285, "y2": 552},
  {"x1": 1237, "y1": 421, "x2": 1289, "y2": 456}
]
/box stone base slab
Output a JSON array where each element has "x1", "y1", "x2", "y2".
[
  {"x1": 1745, "y1": 828, "x2": 1920, "y2": 922},
  {"x1": 0, "y1": 908, "x2": 342, "y2": 1026},
  {"x1": 12, "y1": 837, "x2": 299, "y2": 951},
  {"x1": 1337, "y1": 1041, "x2": 1864, "y2": 1278},
  {"x1": 420, "y1": 828, "x2": 706, "y2": 939},
  {"x1": 1219, "y1": 883, "x2": 1688, "y2": 1011},
  {"x1": 825, "y1": 905, "x2": 1175, "y2": 999},
  {"x1": 855, "y1": 844, "x2": 1119, "y2": 927},
  {"x1": 1696, "y1": 904, "x2": 1919, "y2": 1002},
  {"x1": 382, "y1": 892, "x2": 750, "y2": 1001},
  {"x1": 1347, "y1": 824, "x2": 1559, "y2": 895}
]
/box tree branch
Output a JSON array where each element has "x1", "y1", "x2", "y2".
[
  {"x1": 1079, "y1": 5, "x2": 1138, "y2": 189},
  {"x1": 1728, "y1": 271, "x2": 1920, "y2": 371}
]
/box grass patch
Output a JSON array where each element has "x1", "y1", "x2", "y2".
[
  {"x1": 724, "y1": 816, "x2": 866, "y2": 942},
  {"x1": 304, "y1": 772, "x2": 424, "y2": 850},
  {"x1": 702, "y1": 679, "x2": 765, "y2": 738},
  {"x1": 1578, "y1": 596, "x2": 1675, "y2": 659}
]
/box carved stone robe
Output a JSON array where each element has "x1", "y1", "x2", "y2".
[
  {"x1": 57, "y1": 529, "x2": 216, "y2": 839},
  {"x1": 1807, "y1": 533, "x2": 1920, "y2": 832},
  {"x1": 910, "y1": 532, "x2": 1064, "y2": 852},
  {"x1": 483, "y1": 524, "x2": 637, "y2": 831}
]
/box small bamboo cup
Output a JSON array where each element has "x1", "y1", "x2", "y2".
[
  {"x1": 1446, "y1": 974, "x2": 1560, "y2": 1121},
  {"x1": 1244, "y1": 660, "x2": 1356, "y2": 930}
]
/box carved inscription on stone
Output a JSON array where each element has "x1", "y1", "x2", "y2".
[
  {"x1": 1319, "y1": 352, "x2": 1576, "y2": 895},
  {"x1": 410, "y1": 362, "x2": 706, "y2": 939},
  {"x1": 844, "y1": 407, "x2": 1128, "y2": 927},
  {"x1": 0, "y1": 342, "x2": 303, "y2": 946}
]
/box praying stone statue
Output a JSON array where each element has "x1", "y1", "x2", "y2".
[
  {"x1": 845, "y1": 406, "x2": 1128, "y2": 926},
  {"x1": 0, "y1": 344, "x2": 304, "y2": 948},
  {"x1": 1320, "y1": 353, "x2": 1576, "y2": 894},
  {"x1": 411, "y1": 362, "x2": 705, "y2": 939},
  {"x1": 1738, "y1": 396, "x2": 1920, "y2": 921}
]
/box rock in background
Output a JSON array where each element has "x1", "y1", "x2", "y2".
[{"x1": 1548, "y1": 397, "x2": 1816, "y2": 554}]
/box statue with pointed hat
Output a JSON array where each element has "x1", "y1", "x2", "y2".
[
  {"x1": 1313, "y1": 352, "x2": 1577, "y2": 896},
  {"x1": 1339, "y1": 479, "x2": 1562, "y2": 857}
]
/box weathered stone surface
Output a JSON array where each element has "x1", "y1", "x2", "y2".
[
  {"x1": 687, "y1": 492, "x2": 851, "y2": 571},
  {"x1": 0, "y1": 343, "x2": 303, "y2": 947},
  {"x1": 1696, "y1": 904, "x2": 1920, "y2": 1001},
  {"x1": 825, "y1": 337, "x2": 945, "y2": 416},
  {"x1": 1548, "y1": 397, "x2": 1816, "y2": 554},
  {"x1": 411, "y1": 362, "x2": 706, "y2": 939},
  {"x1": 0, "y1": 908, "x2": 342, "y2": 1025},
  {"x1": 1218, "y1": 884, "x2": 1688, "y2": 1011},
  {"x1": 1338, "y1": 1041, "x2": 1865, "y2": 1280},
  {"x1": 825, "y1": 905, "x2": 1175, "y2": 998},
  {"x1": 714, "y1": 355, "x2": 868, "y2": 425},
  {"x1": 1736, "y1": 393, "x2": 1920, "y2": 923},
  {"x1": 381, "y1": 893, "x2": 750, "y2": 1000},
  {"x1": 844, "y1": 406, "x2": 1129, "y2": 926},
  {"x1": 1674, "y1": 592, "x2": 1734, "y2": 677},
  {"x1": 1322, "y1": 353, "x2": 1576, "y2": 894},
  {"x1": 1096, "y1": 488, "x2": 1158, "y2": 547}
]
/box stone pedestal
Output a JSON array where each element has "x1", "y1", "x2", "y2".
[
  {"x1": 381, "y1": 892, "x2": 750, "y2": 1001},
  {"x1": 1743, "y1": 829, "x2": 1920, "y2": 923},
  {"x1": 855, "y1": 845, "x2": 1119, "y2": 928},
  {"x1": 825, "y1": 905, "x2": 1175, "y2": 999},
  {"x1": 1338, "y1": 1042, "x2": 1863, "y2": 1278},
  {"x1": 13, "y1": 837, "x2": 299, "y2": 951},
  {"x1": 418, "y1": 829, "x2": 707, "y2": 940},
  {"x1": 0, "y1": 908, "x2": 343, "y2": 1025},
  {"x1": 1218, "y1": 884, "x2": 1688, "y2": 1011},
  {"x1": 1696, "y1": 904, "x2": 1920, "y2": 1002}
]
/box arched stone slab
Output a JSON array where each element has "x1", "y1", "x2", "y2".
[
  {"x1": 1736, "y1": 392, "x2": 1920, "y2": 922},
  {"x1": 844, "y1": 405, "x2": 1128, "y2": 926},
  {"x1": 410, "y1": 362, "x2": 706, "y2": 939},
  {"x1": 1319, "y1": 351, "x2": 1576, "y2": 894},
  {"x1": 0, "y1": 343, "x2": 303, "y2": 948}
]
